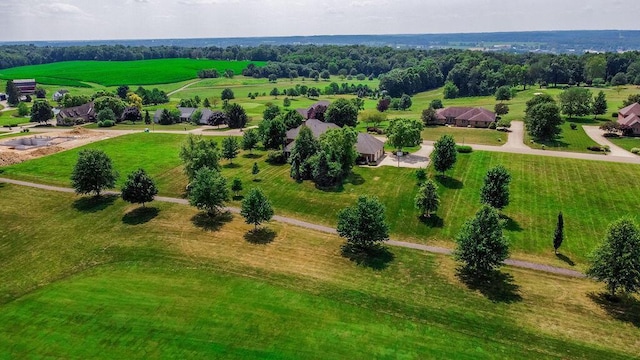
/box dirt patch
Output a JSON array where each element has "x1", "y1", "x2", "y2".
[{"x1": 0, "y1": 128, "x2": 127, "y2": 165}]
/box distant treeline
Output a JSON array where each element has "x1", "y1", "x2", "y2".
[{"x1": 2, "y1": 44, "x2": 640, "y2": 98}]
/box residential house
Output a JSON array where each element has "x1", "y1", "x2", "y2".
[
  {"x1": 52, "y1": 89, "x2": 69, "y2": 102},
  {"x1": 56, "y1": 102, "x2": 95, "y2": 125},
  {"x1": 435, "y1": 107, "x2": 496, "y2": 128},
  {"x1": 617, "y1": 102, "x2": 640, "y2": 135},
  {"x1": 284, "y1": 119, "x2": 385, "y2": 163},
  {"x1": 13, "y1": 79, "x2": 37, "y2": 95},
  {"x1": 296, "y1": 100, "x2": 330, "y2": 120}
]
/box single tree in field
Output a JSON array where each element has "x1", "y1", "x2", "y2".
[
  {"x1": 494, "y1": 103, "x2": 509, "y2": 117},
  {"x1": 525, "y1": 102, "x2": 563, "y2": 140},
  {"x1": 553, "y1": 212, "x2": 564, "y2": 255},
  {"x1": 325, "y1": 98, "x2": 358, "y2": 127},
  {"x1": 337, "y1": 195, "x2": 390, "y2": 253},
  {"x1": 431, "y1": 134, "x2": 457, "y2": 176},
  {"x1": 252, "y1": 162, "x2": 260, "y2": 180},
  {"x1": 121, "y1": 168, "x2": 158, "y2": 207},
  {"x1": 480, "y1": 165, "x2": 512, "y2": 210},
  {"x1": 270, "y1": 87, "x2": 280, "y2": 98},
  {"x1": 386, "y1": 118, "x2": 423, "y2": 154},
  {"x1": 71, "y1": 149, "x2": 119, "y2": 197},
  {"x1": 221, "y1": 88, "x2": 235, "y2": 102},
  {"x1": 116, "y1": 85, "x2": 129, "y2": 99},
  {"x1": 17, "y1": 102, "x2": 29, "y2": 117},
  {"x1": 144, "y1": 110, "x2": 151, "y2": 124},
  {"x1": 430, "y1": 99, "x2": 444, "y2": 109},
  {"x1": 240, "y1": 188, "x2": 274, "y2": 230},
  {"x1": 203, "y1": 97, "x2": 211, "y2": 108},
  {"x1": 398, "y1": 94, "x2": 412, "y2": 110},
  {"x1": 421, "y1": 107, "x2": 437, "y2": 125},
  {"x1": 495, "y1": 86, "x2": 512, "y2": 101},
  {"x1": 376, "y1": 97, "x2": 390, "y2": 112},
  {"x1": 221, "y1": 136, "x2": 240, "y2": 164},
  {"x1": 415, "y1": 179, "x2": 440, "y2": 218},
  {"x1": 231, "y1": 178, "x2": 243, "y2": 198},
  {"x1": 225, "y1": 103, "x2": 248, "y2": 129},
  {"x1": 30, "y1": 100, "x2": 54, "y2": 124},
  {"x1": 559, "y1": 87, "x2": 592, "y2": 119},
  {"x1": 592, "y1": 91, "x2": 607, "y2": 119},
  {"x1": 188, "y1": 167, "x2": 229, "y2": 217},
  {"x1": 242, "y1": 128, "x2": 260, "y2": 154},
  {"x1": 179, "y1": 135, "x2": 221, "y2": 181},
  {"x1": 5, "y1": 80, "x2": 20, "y2": 106},
  {"x1": 454, "y1": 206, "x2": 509, "y2": 276},
  {"x1": 587, "y1": 217, "x2": 640, "y2": 297}
]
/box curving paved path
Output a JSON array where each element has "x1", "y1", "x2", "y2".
[
  {"x1": 0, "y1": 177, "x2": 586, "y2": 279},
  {"x1": 582, "y1": 126, "x2": 635, "y2": 158}
]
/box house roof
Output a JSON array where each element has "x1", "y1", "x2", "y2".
[
  {"x1": 296, "y1": 100, "x2": 331, "y2": 120},
  {"x1": 286, "y1": 119, "x2": 339, "y2": 140},
  {"x1": 436, "y1": 107, "x2": 496, "y2": 123},
  {"x1": 178, "y1": 107, "x2": 196, "y2": 118},
  {"x1": 13, "y1": 79, "x2": 36, "y2": 85},
  {"x1": 619, "y1": 103, "x2": 640, "y2": 117},
  {"x1": 620, "y1": 114, "x2": 640, "y2": 127},
  {"x1": 154, "y1": 109, "x2": 163, "y2": 122},
  {"x1": 356, "y1": 132, "x2": 384, "y2": 155},
  {"x1": 57, "y1": 102, "x2": 95, "y2": 120},
  {"x1": 199, "y1": 108, "x2": 214, "y2": 124}
]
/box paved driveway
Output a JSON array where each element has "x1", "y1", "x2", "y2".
[
  {"x1": 583, "y1": 125, "x2": 635, "y2": 158},
  {"x1": 503, "y1": 121, "x2": 529, "y2": 149},
  {"x1": 376, "y1": 145, "x2": 432, "y2": 168}
]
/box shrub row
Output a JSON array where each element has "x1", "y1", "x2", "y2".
[
  {"x1": 456, "y1": 145, "x2": 473, "y2": 153},
  {"x1": 97, "y1": 120, "x2": 115, "y2": 128}
]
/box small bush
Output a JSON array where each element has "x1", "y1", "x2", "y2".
[
  {"x1": 603, "y1": 133, "x2": 620, "y2": 138},
  {"x1": 456, "y1": 145, "x2": 473, "y2": 153},
  {"x1": 587, "y1": 145, "x2": 604, "y2": 152},
  {"x1": 21, "y1": 128, "x2": 30, "y2": 133},
  {"x1": 488, "y1": 122, "x2": 497, "y2": 129},
  {"x1": 570, "y1": 123, "x2": 577, "y2": 130},
  {"x1": 612, "y1": 112, "x2": 619, "y2": 118},
  {"x1": 366, "y1": 127, "x2": 385, "y2": 135},
  {"x1": 602, "y1": 145, "x2": 610, "y2": 152},
  {"x1": 266, "y1": 150, "x2": 286, "y2": 164},
  {"x1": 415, "y1": 168, "x2": 427, "y2": 183},
  {"x1": 97, "y1": 120, "x2": 115, "y2": 128},
  {"x1": 631, "y1": 148, "x2": 640, "y2": 154}
]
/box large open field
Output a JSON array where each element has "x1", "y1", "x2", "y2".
[
  {"x1": 0, "y1": 184, "x2": 638, "y2": 359},
  {"x1": 4, "y1": 132, "x2": 640, "y2": 268},
  {"x1": 0, "y1": 59, "x2": 266, "y2": 87}
]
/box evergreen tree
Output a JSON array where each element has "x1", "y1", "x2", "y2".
[
  {"x1": 415, "y1": 179, "x2": 440, "y2": 218},
  {"x1": 231, "y1": 178, "x2": 243, "y2": 197},
  {"x1": 240, "y1": 188, "x2": 274, "y2": 230},
  {"x1": 121, "y1": 168, "x2": 158, "y2": 207},
  {"x1": 431, "y1": 134, "x2": 457, "y2": 175},
  {"x1": 454, "y1": 206, "x2": 509, "y2": 275},
  {"x1": 144, "y1": 110, "x2": 151, "y2": 124},
  {"x1": 5, "y1": 80, "x2": 20, "y2": 106},
  {"x1": 592, "y1": 90, "x2": 608, "y2": 119},
  {"x1": 70, "y1": 149, "x2": 119, "y2": 196},
  {"x1": 553, "y1": 212, "x2": 564, "y2": 254},
  {"x1": 225, "y1": 103, "x2": 248, "y2": 129},
  {"x1": 188, "y1": 167, "x2": 229, "y2": 216},
  {"x1": 203, "y1": 97, "x2": 211, "y2": 108},
  {"x1": 221, "y1": 136, "x2": 240, "y2": 164},
  {"x1": 480, "y1": 165, "x2": 512, "y2": 210},
  {"x1": 587, "y1": 217, "x2": 640, "y2": 297},
  {"x1": 252, "y1": 162, "x2": 260, "y2": 180}
]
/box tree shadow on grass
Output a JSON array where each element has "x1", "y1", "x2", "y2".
[
  {"x1": 243, "y1": 153, "x2": 263, "y2": 159},
  {"x1": 252, "y1": 178, "x2": 262, "y2": 183},
  {"x1": 456, "y1": 267, "x2": 522, "y2": 304},
  {"x1": 122, "y1": 206, "x2": 159, "y2": 225},
  {"x1": 316, "y1": 182, "x2": 345, "y2": 193},
  {"x1": 232, "y1": 195, "x2": 244, "y2": 201},
  {"x1": 588, "y1": 292, "x2": 640, "y2": 328},
  {"x1": 244, "y1": 227, "x2": 277, "y2": 244},
  {"x1": 418, "y1": 214, "x2": 444, "y2": 228},
  {"x1": 347, "y1": 173, "x2": 365, "y2": 186},
  {"x1": 341, "y1": 244, "x2": 394, "y2": 271},
  {"x1": 73, "y1": 195, "x2": 118, "y2": 213},
  {"x1": 191, "y1": 211, "x2": 233, "y2": 232},
  {"x1": 223, "y1": 163, "x2": 241, "y2": 169},
  {"x1": 435, "y1": 174, "x2": 463, "y2": 189},
  {"x1": 500, "y1": 214, "x2": 523, "y2": 232},
  {"x1": 555, "y1": 252, "x2": 575, "y2": 266}
]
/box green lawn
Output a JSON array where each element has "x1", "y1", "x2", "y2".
[
  {"x1": 4, "y1": 133, "x2": 640, "y2": 268},
  {"x1": 608, "y1": 137, "x2": 640, "y2": 153},
  {"x1": 524, "y1": 117, "x2": 603, "y2": 152},
  {"x1": 422, "y1": 125, "x2": 507, "y2": 145},
  {"x1": 83, "y1": 122, "x2": 200, "y2": 131},
  {"x1": 0, "y1": 59, "x2": 266, "y2": 87},
  {"x1": 0, "y1": 111, "x2": 27, "y2": 127},
  {"x1": 0, "y1": 184, "x2": 638, "y2": 359}
]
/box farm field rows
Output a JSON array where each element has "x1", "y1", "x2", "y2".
[
  {"x1": 3, "y1": 133, "x2": 640, "y2": 267},
  {"x1": 0, "y1": 184, "x2": 638, "y2": 359}
]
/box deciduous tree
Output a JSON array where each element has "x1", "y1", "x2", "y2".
[
  {"x1": 121, "y1": 168, "x2": 158, "y2": 207},
  {"x1": 559, "y1": 87, "x2": 592, "y2": 119},
  {"x1": 386, "y1": 118, "x2": 423, "y2": 152},
  {"x1": 179, "y1": 135, "x2": 221, "y2": 181},
  {"x1": 454, "y1": 206, "x2": 509, "y2": 275},
  {"x1": 242, "y1": 128, "x2": 260, "y2": 154},
  {"x1": 431, "y1": 134, "x2": 457, "y2": 175},
  {"x1": 592, "y1": 91, "x2": 607, "y2": 119},
  {"x1": 188, "y1": 167, "x2": 229, "y2": 216},
  {"x1": 231, "y1": 178, "x2": 243, "y2": 197},
  {"x1": 71, "y1": 149, "x2": 118, "y2": 196},
  {"x1": 480, "y1": 165, "x2": 511, "y2": 210},
  {"x1": 263, "y1": 104, "x2": 281, "y2": 121},
  {"x1": 30, "y1": 100, "x2": 53, "y2": 123},
  {"x1": 241, "y1": 188, "x2": 274, "y2": 230},
  {"x1": 5, "y1": 80, "x2": 20, "y2": 106},
  {"x1": 225, "y1": 103, "x2": 248, "y2": 129},
  {"x1": 525, "y1": 102, "x2": 563, "y2": 140},
  {"x1": 415, "y1": 179, "x2": 440, "y2": 218},
  {"x1": 325, "y1": 98, "x2": 358, "y2": 127},
  {"x1": 337, "y1": 195, "x2": 390, "y2": 252},
  {"x1": 587, "y1": 217, "x2": 640, "y2": 297},
  {"x1": 221, "y1": 136, "x2": 240, "y2": 164}
]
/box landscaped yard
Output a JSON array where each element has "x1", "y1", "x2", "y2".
[
  {"x1": 421, "y1": 125, "x2": 507, "y2": 145},
  {"x1": 524, "y1": 117, "x2": 603, "y2": 152},
  {"x1": 608, "y1": 136, "x2": 640, "y2": 153},
  {"x1": 4, "y1": 132, "x2": 640, "y2": 268},
  {"x1": 0, "y1": 184, "x2": 638, "y2": 359}
]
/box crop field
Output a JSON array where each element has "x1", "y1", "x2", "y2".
[
  {"x1": 3, "y1": 133, "x2": 640, "y2": 267},
  {"x1": 0, "y1": 184, "x2": 638, "y2": 359},
  {"x1": 0, "y1": 59, "x2": 266, "y2": 87}
]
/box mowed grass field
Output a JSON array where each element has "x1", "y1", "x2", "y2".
[
  {"x1": 0, "y1": 184, "x2": 638, "y2": 359},
  {"x1": 0, "y1": 59, "x2": 266, "y2": 87},
  {"x1": 4, "y1": 132, "x2": 640, "y2": 268}
]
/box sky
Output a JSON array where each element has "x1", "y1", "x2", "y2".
[{"x1": 1, "y1": 0, "x2": 639, "y2": 42}]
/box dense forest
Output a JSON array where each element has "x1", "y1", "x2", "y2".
[{"x1": 2, "y1": 44, "x2": 640, "y2": 98}]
